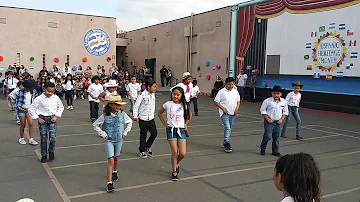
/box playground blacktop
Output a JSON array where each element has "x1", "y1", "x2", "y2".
[{"x1": 0, "y1": 92, "x2": 359, "y2": 202}]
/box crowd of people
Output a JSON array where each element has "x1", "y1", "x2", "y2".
[{"x1": 3, "y1": 63, "x2": 321, "y2": 202}]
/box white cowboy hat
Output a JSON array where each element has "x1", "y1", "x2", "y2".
[
  {"x1": 104, "y1": 80, "x2": 118, "y2": 88},
  {"x1": 183, "y1": 72, "x2": 192, "y2": 78},
  {"x1": 104, "y1": 94, "x2": 127, "y2": 105}
]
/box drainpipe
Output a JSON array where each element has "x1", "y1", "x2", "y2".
[{"x1": 189, "y1": 12, "x2": 194, "y2": 74}]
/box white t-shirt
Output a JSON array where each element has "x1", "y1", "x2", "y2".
[
  {"x1": 237, "y1": 74, "x2": 248, "y2": 86},
  {"x1": 214, "y1": 87, "x2": 240, "y2": 117},
  {"x1": 88, "y1": 83, "x2": 104, "y2": 103},
  {"x1": 280, "y1": 196, "x2": 295, "y2": 202},
  {"x1": 126, "y1": 83, "x2": 141, "y2": 99},
  {"x1": 63, "y1": 80, "x2": 74, "y2": 91},
  {"x1": 163, "y1": 101, "x2": 185, "y2": 128},
  {"x1": 24, "y1": 91, "x2": 32, "y2": 109},
  {"x1": 191, "y1": 85, "x2": 200, "y2": 98}
]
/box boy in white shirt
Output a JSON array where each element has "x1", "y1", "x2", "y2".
[
  {"x1": 87, "y1": 76, "x2": 104, "y2": 122},
  {"x1": 236, "y1": 69, "x2": 248, "y2": 101},
  {"x1": 190, "y1": 80, "x2": 200, "y2": 116},
  {"x1": 214, "y1": 77, "x2": 240, "y2": 153},
  {"x1": 126, "y1": 76, "x2": 141, "y2": 116},
  {"x1": 281, "y1": 81, "x2": 303, "y2": 140},
  {"x1": 260, "y1": 85, "x2": 288, "y2": 157},
  {"x1": 29, "y1": 82, "x2": 64, "y2": 163}
]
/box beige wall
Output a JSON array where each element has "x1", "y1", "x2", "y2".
[
  {"x1": 0, "y1": 6, "x2": 116, "y2": 76},
  {"x1": 126, "y1": 7, "x2": 231, "y2": 93}
]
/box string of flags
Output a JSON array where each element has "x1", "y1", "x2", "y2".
[
  {"x1": 346, "y1": 63, "x2": 353, "y2": 70},
  {"x1": 349, "y1": 40, "x2": 357, "y2": 46},
  {"x1": 350, "y1": 52, "x2": 358, "y2": 58}
]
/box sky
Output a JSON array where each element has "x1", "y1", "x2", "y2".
[{"x1": 0, "y1": 0, "x2": 251, "y2": 31}]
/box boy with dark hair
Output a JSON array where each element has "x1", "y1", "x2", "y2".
[
  {"x1": 214, "y1": 77, "x2": 240, "y2": 153},
  {"x1": 190, "y1": 80, "x2": 200, "y2": 116},
  {"x1": 29, "y1": 82, "x2": 64, "y2": 163},
  {"x1": 88, "y1": 76, "x2": 104, "y2": 122}
]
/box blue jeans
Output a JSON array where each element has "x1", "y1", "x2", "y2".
[
  {"x1": 237, "y1": 86, "x2": 245, "y2": 100},
  {"x1": 260, "y1": 120, "x2": 280, "y2": 153},
  {"x1": 282, "y1": 106, "x2": 301, "y2": 136},
  {"x1": 38, "y1": 116, "x2": 57, "y2": 157},
  {"x1": 17, "y1": 109, "x2": 29, "y2": 117},
  {"x1": 89, "y1": 101, "x2": 99, "y2": 119},
  {"x1": 129, "y1": 99, "x2": 136, "y2": 113},
  {"x1": 105, "y1": 140, "x2": 123, "y2": 159},
  {"x1": 221, "y1": 114, "x2": 236, "y2": 144}
]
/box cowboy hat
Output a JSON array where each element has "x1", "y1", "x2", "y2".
[
  {"x1": 271, "y1": 85, "x2": 284, "y2": 93},
  {"x1": 183, "y1": 72, "x2": 192, "y2": 78},
  {"x1": 216, "y1": 76, "x2": 222, "y2": 81},
  {"x1": 104, "y1": 94, "x2": 127, "y2": 105},
  {"x1": 291, "y1": 81, "x2": 304, "y2": 89},
  {"x1": 104, "y1": 80, "x2": 118, "y2": 88}
]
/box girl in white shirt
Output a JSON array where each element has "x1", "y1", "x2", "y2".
[
  {"x1": 158, "y1": 86, "x2": 192, "y2": 181},
  {"x1": 273, "y1": 153, "x2": 320, "y2": 202},
  {"x1": 126, "y1": 76, "x2": 141, "y2": 116},
  {"x1": 62, "y1": 74, "x2": 76, "y2": 110},
  {"x1": 98, "y1": 80, "x2": 119, "y2": 108}
]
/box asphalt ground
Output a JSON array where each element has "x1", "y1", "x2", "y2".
[{"x1": 0, "y1": 91, "x2": 359, "y2": 202}]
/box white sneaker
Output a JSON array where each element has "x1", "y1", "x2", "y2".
[
  {"x1": 66, "y1": 106, "x2": 71, "y2": 110},
  {"x1": 19, "y1": 138, "x2": 26, "y2": 145},
  {"x1": 74, "y1": 96, "x2": 77, "y2": 100},
  {"x1": 70, "y1": 106, "x2": 73, "y2": 110},
  {"x1": 29, "y1": 138, "x2": 38, "y2": 146}
]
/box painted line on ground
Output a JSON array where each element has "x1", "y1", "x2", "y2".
[
  {"x1": 305, "y1": 124, "x2": 360, "y2": 135},
  {"x1": 323, "y1": 186, "x2": 360, "y2": 198},
  {"x1": 303, "y1": 126, "x2": 360, "y2": 140},
  {"x1": 67, "y1": 150, "x2": 360, "y2": 199}
]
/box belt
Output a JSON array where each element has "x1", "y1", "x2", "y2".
[
  {"x1": 39, "y1": 115, "x2": 54, "y2": 118},
  {"x1": 289, "y1": 105, "x2": 298, "y2": 108}
]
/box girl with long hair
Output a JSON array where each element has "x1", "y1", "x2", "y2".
[{"x1": 62, "y1": 74, "x2": 76, "y2": 110}]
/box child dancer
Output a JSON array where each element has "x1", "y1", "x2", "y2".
[
  {"x1": 281, "y1": 81, "x2": 304, "y2": 140},
  {"x1": 133, "y1": 80, "x2": 158, "y2": 158},
  {"x1": 93, "y1": 94, "x2": 133, "y2": 193},
  {"x1": 190, "y1": 79, "x2": 200, "y2": 116},
  {"x1": 214, "y1": 77, "x2": 240, "y2": 153},
  {"x1": 158, "y1": 87, "x2": 192, "y2": 181},
  {"x1": 12, "y1": 80, "x2": 38, "y2": 146},
  {"x1": 8, "y1": 81, "x2": 23, "y2": 125},
  {"x1": 260, "y1": 85, "x2": 288, "y2": 157},
  {"x1": 74, "y1": 78, "x2": 84, "y2": 99},
  {"x1": 126, "y1": 76, "x2": 141, "y2": 116},
  {"x1": 29, "y1": 82, "x2": 64, "y2": 163},
  {"x1": 62, "y1": 74, "x2": 76, "y2": 110},
  {"x1": 99, "y1": 80, "x2": 119, "y2": 104},
  {"x1": 87, "y1": 76, "x2": 104, "y2": 122},
  {"x1": 55, "y1": 79, "x2": 63, "y2": 99},
  {"x1": 273, "y1": 153, "x2": 321, "y2": 202}
]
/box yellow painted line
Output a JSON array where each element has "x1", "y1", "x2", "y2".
[{"x1": 323, "y1": 187, "x2": 360, "y2": 198}]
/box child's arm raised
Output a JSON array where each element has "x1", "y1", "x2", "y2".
[
  {"x1": 122, "y1": 113, "x2": 133, "y2": 138},
  {"x1": 93, "y1": 115, "x2": 108, "y2": 139}
]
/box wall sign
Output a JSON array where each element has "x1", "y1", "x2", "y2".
[{"x1": 84, "y1": 29, "x2": 111, "y2": 56}]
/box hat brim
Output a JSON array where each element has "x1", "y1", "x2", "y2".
[
  {"x1": 104, "y1": 100, "x2": 127, "y2": 105},
  {"x1": 291, "y1": 83, "x2": 304, "y2": 88},
  {"x1": 271, "y1": 89, "x2": 284, "y2": 93},
  {"x1": 104, "y1": 84, "x2": 118, "y2": 88}
]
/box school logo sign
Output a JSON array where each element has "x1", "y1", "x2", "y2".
[{"x1": 84, "y1": 29, "x2": 111, "y2": 56}]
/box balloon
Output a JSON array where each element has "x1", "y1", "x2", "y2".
[
  {"x1": 0, "y1": 55, "x2": 3, "y2": 61},
  {"x1": 212, "y1": 66, "x2": 216, "y2": 70},
  {"x1": 54, "y1": 58, "x2": 60, "y2": 63},
  {"x1": 106, "y1": 57, "x2": 111, "y2": 62},
  {"x1": 72, "y1": 66, "x2": 77, "y2": 71},
  {"x1": 206, "y1": 74, "x2": 211, "y2": 80},
  {"x1": 197, "y1": 66, "x2": 200, "y2": 71},
  {"x1": 82, "y1": 57, "x2": 88, "y2": 62},
  {"x1": 30, "y1": 57, "x2": 35, "y2": 61},
  {"x1": 216, "y1": 64, "x2": 221, "y2": 69},
  {"x1": 205, "y1": 61, "x2": 210, "y2": 67}
]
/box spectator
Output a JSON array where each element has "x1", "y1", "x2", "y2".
[
  {"x1": 39, "y1": 66, "x2": 49, "y2": 78},
  {"x1": 166, "y1": 67, "x2": 172, "y2": 87},
  {"x1": 62, "y1": 63, "x2": 72, "y2": 76},
  {"x1": 249, "y1": 69, "x2": 259, "y2": 102},
  {"x1": 211, "y1": 76, "x2": 224, "y2": 98},
  {"x1": 160, "y1": 65, "x2": 168, "y2": 87},
  {"x1": 84, "y1": 66, "x2": 92, "y2": 78}
]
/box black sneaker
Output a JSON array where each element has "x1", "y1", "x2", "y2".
[
  {"x1": 49, "y1": 152, "x2": 55, "y2": 161},
  {"x1": 272, "y1": 152, "x2": 282, "y2": 157},
  {"x1": 112, "y1": 172, "x2": 118, "y2": 181},
  {"x1": 171, "y1": 172, "x2": 178, "y2": 181},
  {"x1": 176, "y1": 164, "x2": 180, "y2": 175},
  {"x1": 260, "y1": 150, "x2": 265, "y2": 156},
  {"x1": 223, "y1": 143, "x2": 233, "y2": 153},
  {"x1": 195, "y1": 113, "x2": 198, "y2": 116},
  {"x1": 41, "y1": 156, "x2": 47, "y2": 163},
  {"x1": 139, "y1": 152, "x2": 148, "y2": 159},
  {"x1": 145, "y1": 148, "x2": 153, "y2": 157},
  {"x1": 106, "y1": 182, "x2": 114, "y2": 193},
  {"x1": 90, "y1": 118, "x2": 96, "y2": 123}
]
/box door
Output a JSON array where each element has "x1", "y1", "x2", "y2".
[{"x1": 145, "y1": 58, "x2": 156, "y2": 80}]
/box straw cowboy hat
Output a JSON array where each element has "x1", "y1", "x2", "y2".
[
  {"x1": 104, "y1": 94, "x2": 127, "y2": 105},
  {"x1": 271, "y1": 85, "x2": 284, "y2": 93},
  {"x1": 182, "y1": 72, "x2": 192, "y2": 79},
  {"x1": 104, "y1": 80, "x2": 118, "y2": 88},
  {"x1": 291, "y1": 81, "x2": 304, "y2": 89}
]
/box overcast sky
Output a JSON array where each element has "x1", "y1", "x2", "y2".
[{"x1": 0, "y1": 0, "x2": 250, "y2": 31}]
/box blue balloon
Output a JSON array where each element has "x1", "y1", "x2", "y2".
[
  {"x1": 205, "y1": 61, "x2": 210, "y2": 67},
  {"x1": 72, "y1": 66, "x2": 77, "y2": 71}
]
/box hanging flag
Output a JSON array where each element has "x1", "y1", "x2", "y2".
[
  {"x1": 347, "y1": 30, "x2": 354, "y2": 36},
  {"x1": 246, "y1": 65, "x2": 251, "y2": 70},
  {"x1": 349, "y1": 40, "x2": 357, "y2": 46},
  {"x1": 319, "y1": 26, "x2": 325, "y2": 32},
  {"x1": 350, "y1": 52, "x2": 358, "y2": 58},
  {"x1": 306, "y1": 43, "x2": 312, "y2": 48},
  {"x1": 346, "y1": 63, "x2": 354, "y2": 69},
  {"x1": 304, "y1": 55, "x2": 310, "y2": 60},
  {"x1": 313, "y1": 72, "x2": 320, "y2": 79},
  {"x1": 311, "y1": 31, "x2": 317, "y2": 37},
  {"x1": 326, "y1": 75, "x2": 333, "y2": 80},
  {"x1": 336, "y1": 72, "x2": 344, "y2": 77},
  {"x1": 307, "y1": 65, "x2": 312, "y2": 70},
  {"x1": 329, "y1": 22, "x2": 336, "y2": 29},
  {"x1": 339, "y1": 23, "x2": 346, "y2": 30}
]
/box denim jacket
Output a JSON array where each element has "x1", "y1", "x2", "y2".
[{"x1": 103, "y1": 111, "x2": 125, "y2": 141}]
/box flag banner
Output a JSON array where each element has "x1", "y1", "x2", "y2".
[
  {"x1": 307, "y1": 65, "x2": 312, "y2": 70},
  {"x1": 350, "y1": 52, "x2": 358, "y2": 58},
  {"x1": 313, "y1": 72, "x2": 320, "y2": 79},
  {"x1": 304, "y1": 55, "x2": 310, "y2": 60},
  {"x1": 326, "y1": 75, "x2": 333, "y2": 80},
  {"x1": 306, "y1": 43, "x2": 312, "y2": 48},
  {"x1": 29, "y1": 65, "x2": 34, "y2": 70},
  {"x1": 246, "y1": 65, "x2": 251, "y2": 69},
  {"x1": 349, "y1": 40, "x2": 357, "y2": 46},
  {"x1": 339, "y1": 23, "x2": 346, "y2": 30},
  {"x1": 329, "y1": 23, "x2": 336, "y2": 29},
  {"x1": 346, "y1": 63, "x2": 353, "y2": 70},
  {"x1": 311, "y1": 31, "x2": 317, "y2": 37},
  {"x1": 347, "y1": 30, "x2": 354, "y2": 36},
  {"x1": 336, "y1": 72, "x2": 344, "y2": 77},
  {"x1": 319, "y1": 26, "x2": 325, "y2": 32}
]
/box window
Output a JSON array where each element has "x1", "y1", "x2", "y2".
[
  {"x1": 67, "y1": 55, "x2": 70, "y2": 64},
  {"x1": 43, "y1": 54, "x2": 46, "y2": 67},
  {"x1": 0, "y1": 18, "x2": 6, "y2": 24},
  {"x1": 266, "y1": 55, "x2": 280, "y2": 75},
  {"x1": 48, "y1": 22, "x2": 57, "y2": 28},
  {"x1": 17, "y1": 53, "x2": 20, "y2": 66}
]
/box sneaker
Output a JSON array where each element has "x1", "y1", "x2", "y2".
[
  {"x1": 74, "y1": 96, "x2": 77, "y2": 100},
  {"x1": 296, "y1": 136, "x2": 304, "y2": 140},
  {"x1": 171, "y1": 172, "x2": 178, "y2": 181},
  {"x1": 112, "y1": 172, "x2": 118, "y2": 181},
  {"x1": 145, "y1": 148, "x2": 153, "y2": 157},
  {"x1": 176, "y1": 164, "x2": 180, "y2": 175},
  {"x1": 41, "y1": 156, "x2": 47, "y2": 163},
  {"x1": 223, "y1": 143, "x2": 233, "y2": 153},
  {"x1": 17, "y1": 120, "x2": 21, "y2": 125},
  {"x1": 195, "y1": 113, "x2": 198, "y2": 116},
  {"x1": 272, "y1": 152, "x2": 282, "y2": 157},
  {"x1": 106, "y1": 182, "x2": 114, "y2": 193},
  {"x1": 81, "y1": 95, "x2": 85, "y2": 99},
  {"x1": 29, "y1": 138, "x2": 38, "y2": 146},
  {"x1": 90, "y1": 118, "x2": 96, "y2": 123},
  {"x1": 281, "y1": 134, "x2": 287, "y2": 138},
  {"x1": 49, "y1": 152, "x2": 55, "y2": 161},
  {"x1": 18, "y1": 138, "x2": 26, "y2": 145},
  {"x1": 260, "y1": 150, "x2": 265, "y2": 156},
  {"x1": 66, "y1": 106, "x2": 71, "y2": 110},
  {"x1": 70, "y1": 106, "x2": 73, "y2": 110},
  {"x1": 139, "y1": 152, "x2": 148, "y2": 159}
]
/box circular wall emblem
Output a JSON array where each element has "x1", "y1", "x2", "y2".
[
  {"x1": 84, "y1": 29, "x2": 111, "y2": 56},
  {"x1": 313, "y1": 33, "x2": 346, "y2": 72}
]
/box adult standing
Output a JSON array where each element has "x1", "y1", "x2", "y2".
[
  {"x1": 236, "y1": 69, "x2": 247, "y2": 101},
  {"x1": 160, "y1": 65, "x2": 168, "y2": 87},
  {"x1": 249, "y1": 69, "x2": 259, "y2": 103},
  {"x1": 166, "y1": 67, "x2": 172, "y2": 87},
  {"x1": 144, "y1": 66, "x2": 152, "y2": 81},
  {"x1": 84, "y1": 66, "x2": 92, "y2": 78}
]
